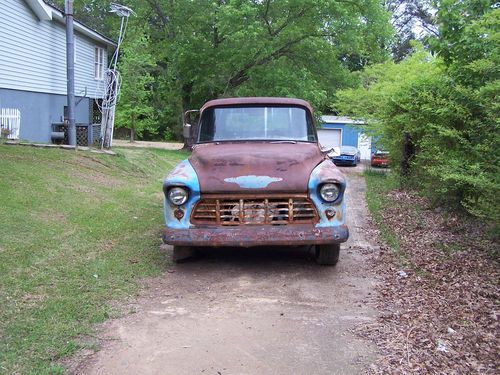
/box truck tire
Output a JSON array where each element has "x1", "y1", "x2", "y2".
[{"x1": 315, "y1": 244, "x2": 340, "y2": 266}]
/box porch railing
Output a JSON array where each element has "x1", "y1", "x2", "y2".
[{"x1": 0, "y1": 108, "x2": 21, "y2": 139}]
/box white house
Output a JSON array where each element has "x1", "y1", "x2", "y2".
[{"x1": 0, "y1": 0, "x2": 116, "y2": 143}]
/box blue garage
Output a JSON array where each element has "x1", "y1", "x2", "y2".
[{"x1": 317, "y1": 116, "x2": 372, "y2": 160}]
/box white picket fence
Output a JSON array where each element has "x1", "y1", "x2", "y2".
[{"x1": 0, "y1": 108, "x2": 21, "y2": 139}]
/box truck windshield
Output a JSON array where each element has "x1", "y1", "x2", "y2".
[{"x1": 198, "y1": 106, "x2": 317, "y2": 143}]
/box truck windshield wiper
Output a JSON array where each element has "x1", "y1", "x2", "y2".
[{"x1": 269, "y1": 140, "x2": 297, "y2": 144}]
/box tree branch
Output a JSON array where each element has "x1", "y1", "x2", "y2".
[
  {"x1": 147, "y1": 0, "x2": 175, "y2": 39},
  {"x1": 271, "y1": 8, "x2": 307, "y2": 37},
  {"x1": 147, "y1": 0, "x2": 169, "y2": 27},
  {"x1": 227, "y1": 34, "x2": 314, "y2": 88},
  {"x1": 262, "y1": 0, "x2": 273, "y2": 35}
]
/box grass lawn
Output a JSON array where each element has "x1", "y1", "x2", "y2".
[
  {"x1": 0, "y1": 144, "x2": 187, "y2": 374},
  {"x1": 363, "y1": 169, "x2": 400, "y2": 252}
]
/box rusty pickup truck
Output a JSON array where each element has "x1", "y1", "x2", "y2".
[{"x1": 162, "y1": 97, "x2": 348, "y2": 265}]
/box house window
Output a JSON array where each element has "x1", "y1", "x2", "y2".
[{"x1": 94, "y1": 47, "x2": 104, "y2": 80}]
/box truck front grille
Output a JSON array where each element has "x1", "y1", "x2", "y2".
[{"x1": 191, "y1": 195, "x2": 318, "y2": 226}]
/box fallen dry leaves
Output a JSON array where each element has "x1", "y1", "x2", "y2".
[{"x1": 360, "y1": 189, "x2": 499, "y2": 374}]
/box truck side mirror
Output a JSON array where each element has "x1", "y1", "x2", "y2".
[
  {"x1": 320, "y1": 145, "x2": 335, "y2": 155},
  {"x1": 183, "y1": 110, "x2": 200, "y2": 140},
  {"x1": 183, "y1": 123, "x2": 192, "y2": 139}
]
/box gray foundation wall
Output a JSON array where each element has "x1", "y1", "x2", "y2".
[{"x1": 0, "y1": 88, "x2": 91, "y2": 143}]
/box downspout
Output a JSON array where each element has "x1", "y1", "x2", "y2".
[{"x1": 65, "y1": 0, "x2": 76, "y2": 146}]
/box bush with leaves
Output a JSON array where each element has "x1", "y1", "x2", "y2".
[{"x1": 336, "y1": 4, "x2": 499, "y2": 221}]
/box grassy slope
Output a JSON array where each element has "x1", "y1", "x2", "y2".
[{"x1": 0, "y1": 145, "x2": 186, "y2": 374}]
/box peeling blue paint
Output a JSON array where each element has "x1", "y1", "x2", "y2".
[
  {"x1": 308, "y1": 160, "x2": 347, "y2": 228},
  {"x1": 224, "y1": 175, "x2": 283, "y2": 189},
  {"x1": 163, "y1": 159, "x2": 200, "y2": 230}
]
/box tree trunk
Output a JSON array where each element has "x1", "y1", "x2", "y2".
[
  {"x1": 130, "y1": 116, "x2": 136, "y2": 143},
  {"x1": 401, "y1": 132, "x2": 415, "y2": 181}
]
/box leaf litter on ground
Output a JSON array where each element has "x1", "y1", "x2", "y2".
[{"x1": 359, "y1": 188, "x2": 499, "y2": 374}]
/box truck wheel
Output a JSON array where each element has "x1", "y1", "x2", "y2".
[
  {"x1": 315, "y1": 244, "x2": 340, "y2": 266},
  {"x1": 173, "y1": 246, "x2": 196, "y2": 263}
]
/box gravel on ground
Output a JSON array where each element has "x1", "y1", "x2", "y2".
[{"x1": 71, "y1": 165, "x2": 382, "y2": 375}]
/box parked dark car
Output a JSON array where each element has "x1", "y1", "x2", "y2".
[
  {"x1": 162, "y1": 97, "x2": 349, "y2": 266},
  {"x1": 371, "y1": 150, "x2": 389, "y2": 167},
  {"x1": 330, "y1": 146, "x2": 361, "y2": 166}
]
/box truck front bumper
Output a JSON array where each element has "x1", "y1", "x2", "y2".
[{"x1": 163, "y1": 224, "x2": 349, "y2": 248}]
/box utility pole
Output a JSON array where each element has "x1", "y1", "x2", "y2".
[{"x1": 65, "y1": 0, "x2": 76, "y2": 146}]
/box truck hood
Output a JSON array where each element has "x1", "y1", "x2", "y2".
[{"x1": 189, "y1": 142, "x2": 325, "y2": 193}]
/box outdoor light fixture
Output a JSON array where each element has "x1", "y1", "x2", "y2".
[{"x1": 109, "y1": 3, "x2": 135, "y2": 18}]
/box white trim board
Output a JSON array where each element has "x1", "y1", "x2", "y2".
[{"x1": 321, "y1": 115, "x2": 365, "y2": 125}]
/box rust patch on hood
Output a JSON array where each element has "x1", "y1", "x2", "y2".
[{"x1": 189, "y1": 142, "x2": 325, "y2": 193}]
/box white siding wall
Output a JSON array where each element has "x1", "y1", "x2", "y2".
[{"x1": 0, "y1": 0, "x2": 108, "y2": 99}]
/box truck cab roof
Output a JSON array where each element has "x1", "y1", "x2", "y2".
[{"x1": 200, "y1": 97, "x2": 313, "y2": 114}]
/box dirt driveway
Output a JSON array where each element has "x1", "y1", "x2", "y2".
[
  {"x1": 112, "y1": 140, "x2": 183, "y2": 150},
  {"x1": 78, "y1": 165, "x2": 380, "y2": 375}
]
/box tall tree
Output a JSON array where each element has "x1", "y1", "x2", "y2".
[
  {"x1": 129, "y1": 0, "x2": 392, "y2": 139},
  {"x1": 114, "y1": 28, "x2": 156, "y2": 141},
  {"x1": 56, "y1": 0, "x2": 393, "y2": 140},
  {"x1": 385, "y1": 0, "x2": 438, "y2": 61}
]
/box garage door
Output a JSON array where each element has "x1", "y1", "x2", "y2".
[
  {"x1": 358, "y1": 133, "x2": 372, "y2": 160},
  {"x1": 317, "y1": 129, "x2": 342, "y2": 149}
]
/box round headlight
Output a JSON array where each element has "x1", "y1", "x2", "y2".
[
  {"x1": 320, "y1": 183, "x2": 340, "y2": 202},
  {"x1": 168, "y1": 187, "x2": 188, "y2": 206}
]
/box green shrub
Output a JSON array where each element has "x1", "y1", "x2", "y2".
[{"x1": 335, "y1": 5, "x2": 499, "y2": 221}]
